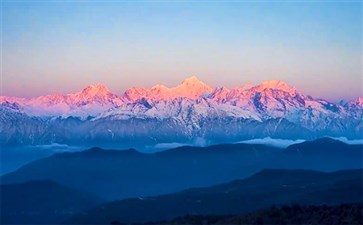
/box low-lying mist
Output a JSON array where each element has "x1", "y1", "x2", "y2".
[{"x1": 2, "y1": 136, "x2": 362, "y2": 175}]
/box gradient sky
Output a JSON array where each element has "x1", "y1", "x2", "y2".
[{"x1": 2, "y1": 1, "x2": 362, "y2": 101}]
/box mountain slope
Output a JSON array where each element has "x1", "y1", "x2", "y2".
[
  {"x1": 279, "y1": 137, "x2": 363, "y2": 171},
  {"x1": 2, "y1": 139, "x2": 362, "y2": 202},
  {"x1": 0, "y1": 144, "x2": 278, "y2": 201},
  {"x1": 140, "y1": 203, "x2": 363, "y2": 225},
  {"x1": 66, "y1": 169, "x2": 363, "y2": 224},
  {"x1": 1, "y1": 84, "x2": 124, "y2": 119},
  {"x1": 1, "y1": 76, "x2": 362, "y2": 147},
  {"x1": 0, "y1": 180, "x2": 102, "y2": 224}
]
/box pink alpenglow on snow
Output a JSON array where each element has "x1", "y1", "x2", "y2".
[
  {"x1": 0, "y1": 76, "x2": 362, "y2": 120},
  {"x1": 124, "y1": 76, "x2": 213, "y2": 101},
  {"x1": 1, "y1": 76, "x2": 362, "y2": 147}
]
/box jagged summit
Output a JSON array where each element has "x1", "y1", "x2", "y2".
[
  {"x1": 259, "y1": 80, "x2": 291, "y2": 89},
  {"x1": 79, "y1": 83, "x2": 110, "y2": 96},
  {"x1": 355, "y1": 97, "x2": 363, "y2": 106},
  {"x1": 180, "y1": 75, "x2": 204, "y2": 85},
  {"x1": 0, "y1": 76, "x2": 362, "y2": 127},
  {"x1": 174, "y1": 76, "x2": 212, "y2": 91},
  {"x1": 172, "y1": 76, "x2": 213, "y2": 99},
  {"x1": 346, "y1": 97, "x2": 363, "y2": 108},
  {"x1": 253, "y1": 80, "x2": 297, "y2": 94},
  {"x1": 123, "y1": 76, "x2": 213, "y2": 101},
  {"x1": 1, "y1": 75, "x2": 363, "y2": 146}
]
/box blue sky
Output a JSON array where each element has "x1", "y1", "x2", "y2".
[{"x1": 2, "y1": 1, "x2": 362, "y2": 101}]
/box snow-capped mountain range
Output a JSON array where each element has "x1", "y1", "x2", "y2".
[{"x1": 1, "y1": 76, "x2": 362, "y2": 148}]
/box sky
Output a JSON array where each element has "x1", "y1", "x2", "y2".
[{"x1": 1, "y1": 1, "x2": 362, "y2": 101}]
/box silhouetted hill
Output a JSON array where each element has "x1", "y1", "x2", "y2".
[
  {"x1": 1, "y1": 138, "x2": 362, "y2": 201},
  {"x1": 0, "y1": 180, "x2": 101, "y2": 224},
  {"x1": 280, "y1": 138, "x2": 363, "y2": 170},
  {"x1": 1, "y1": 143, "x2": 279, "y2": 201},
  {"x1": 140, "y1": 203, "x2": 363, "y2": 225},
  {"x1": 66, "y1": 169, "x2": 363, "y2": 224}
]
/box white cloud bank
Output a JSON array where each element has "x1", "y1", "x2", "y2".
[
  {"x1": 329, "y1": 136, "x2": 363, "y2": 145},
  {"x1": 238, "y1": 137, "x2": 306, "y2": 148}
]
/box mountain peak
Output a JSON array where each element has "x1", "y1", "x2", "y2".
[
  {"x1": 174, "y1": 76, "x2": 213, "y2": 99},
  {"x1": 178, "y1": 76, "x2": 211, "y2": 90},
  {"x1": 347, "y1": 97, "x2": 363, "y2": 107},
  {"x1": 94, "y1": 83, "x2": 108, "y2": 89},
  {"x1": 255, "y1": 80, "x2": 297, "y2": 94},
  {"x1": 181, "y1": 75, "x2": 201, "y2": 84},
  {"x1": 261, "y1": 80, "x2": 289, "y2": 88},
  {"x1": 357, "y1": 97, "x2": 363, "y2": 105},
  {"x1": 80, "y1": 83, "x2": 110, "y2": 96}
]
